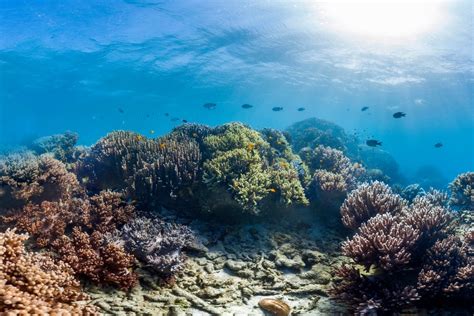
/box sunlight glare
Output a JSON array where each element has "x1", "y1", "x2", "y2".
[{"x1": 320, "y1": 1, "x2": 443, "y2": 41}]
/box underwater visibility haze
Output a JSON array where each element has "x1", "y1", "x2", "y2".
[{"x1": 0, "y1": 1, "x2": 473, "y2": 315}]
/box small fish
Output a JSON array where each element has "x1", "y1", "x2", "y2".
[
  {"x1": 434, "y1": 142, "x2": 443, "y2": 148},
  {"x1": 164, "y1": 113, "x2": 170, "y2": 117},
  {"x1": 118, "y1": 107, "x2": 124, "y2": 114},
  {"x1": 171, "y1": 117, "x2": 180, "y2": 122},
  {"x1": 203, "y1": 102, "x2": 217, "y2": 110},
  {"x1": 297, "y1": 107, "x2": 305, "y2": 112},
  {"x1": 159, "y1": 143, "x2": 166, "y2": 149},
  {"x1": 150, "y1": 130, "x2": 155, "y2": 134},
  {"x1": 366, "y1": 139, "x2": 382, "y2": 147},
  {"x1": 393, "y1": 112, "x2": 406, "y2": 118},
  {"x1": 136, "y1": 135, "x2": 144, "y2": 142},
  {"x1": 361, "y1": 106, "x2": 369, "y2": 111},
  {"x1": 246, "y1": 143, "x2": 256, "y2": 151},
  {"x1": 242, "y1": 104, "x2": 253, "y2": 109},
  {"x1": 182, "y1": 119, "x2": 188, "y2": 123},
  {"x1": 272, "y1": 107, "x2": 284, "y2": 112},
  {"x1": 269, "y1": 188, "x2": 277, "y2": 193}
]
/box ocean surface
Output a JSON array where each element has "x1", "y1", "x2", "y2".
[{"x1": 1, "y1": 0, "x2": 473, "y2": 185}]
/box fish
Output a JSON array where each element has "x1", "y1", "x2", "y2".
[
  {"x1": 159, "y1": 143, "x2": 166, "y2": 149},
  {"x1": 269, "y1": 188, "x2": 277, "y2": 193},
  {"x1": 136, "y1": 135, "x2": 144, "y2": 142},
  {"x1": 297, "y1": 107, "x2": 305, "y2": 111},
  {"x1": 366, "y1": 139, "x2": 382, "y2": 147},
  {"x1": 272, "y1": 107, "x2": 284, "y2": 112},
  {"x1": 150, "y1": 130, "x2": 155, "y2": 134},
  {"x1": 118, "y1": 107, "x2": 124, "y2": 114},
  {"x1": 434, "y1": 142, "x2": 443, "y2": 148},
  {"x1": 258, "y1": 298, "x2": 290, "y2": 316},
  {"x1": 246, "y1": 143, "x2": 256, "y2": 151},
  {"x1": 393, "y1": 112, "x2": 406, "y2": 118},
  {"x1": 164, "y1": 113, "x2": 170, "y2": 117},
  {"x1": 182, "y1": 119, "x2": 188, "y2": 123},
  {"x1": 361, "y1": 106, "x2": 369, "y2": 111},
  {"x1": 203, "y1": 102, "x2": 217, "y2": 110},
  {"x1": 241, "y1": 104, "x2": 253, "y2": 109}
]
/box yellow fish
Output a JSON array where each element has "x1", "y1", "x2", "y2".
[
  {"x1": 136, "y1": 135, "x2": 144, "y2": 142},
  {"x1": 159, "y1": 143, "x2": 166, "y2": 149},
  {"x1": 269, "y1": 188, "x2": 277, "y2": 193},
  {"x1": 247, "y1": 143, "x2": 256, "y2": 151}
]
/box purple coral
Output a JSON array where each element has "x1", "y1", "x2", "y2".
[
  {"x1": 340, "y1": 181, "x2": 405, "y2": 230},
  {"x1": 110, "y1": 216, "x2": 195, "y2": 276}
]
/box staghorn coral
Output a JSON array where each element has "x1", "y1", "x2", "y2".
[
  {"x1": 0, "y1": 229, "x2": 95, "y2": 314},
  {"x1": 108, "y1": 216, "x2": 195, "y2": 277},
  {"x1": 341, "y1": 213, "x2": 420, "y2": 271},
  {"x1": 30, "y1": 131, "x2": 79, "y2": 163},
  {"x1": 0, "y1": 152, "x2": 81, "y2": 209},
  {"x1": 400, "y1": 183, "x2": 425, "y2": 203},
  {"x1": 52, "y1": 227, "x2": 137, "y2": 290},
  {"x1": 340, "y1": 181, "x2": 405, "y2": 230},
  {"x1": 449, "y1": 172, "x2": 474, "y2": 211},
  {"x1": 201, "y1": 123, "x2": 308, "y2": 215}
]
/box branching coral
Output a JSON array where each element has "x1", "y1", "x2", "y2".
[
  {"x1": 0, "y1": 153, "x2": 81, "y2": 209},
  {"x1": 108, "y1": 216, "x2": 195, "y2": 277},
  {"x1": 0, "y1": 229, "x2": 95, "y2": 314},
  {"x1": 201, "y1": 123, "x2": 308, "y2": 215},
  {"x1": 333, "y1": 179, "x2": 473, "y2": 313},
  {"x1": 52, "y1": 228, "x2": 137, "y2": 290},
  {"x1": 341, "y1": 213, "x2": 420, "y2": 271},
  {"x1": 340, "y1": 181, "x2": 405, "y2": 230},
  {"x1": 449, "y1": 172, "x2": 474, "y2": 211},
  {"x1": 303, "y1": 146, "x2": 365, "y2": 213}
]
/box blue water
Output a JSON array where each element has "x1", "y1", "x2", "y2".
[{"x1": 0, "y1": 0, "x2": 473, "y2": 184}]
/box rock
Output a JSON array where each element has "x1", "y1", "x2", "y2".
[{"x1": 225, "y1": 260, "x2": 248, "y2": 272}]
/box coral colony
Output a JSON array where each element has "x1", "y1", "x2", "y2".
[{"x1": 0, "y1": 118, "x2": 472, "y2": 314}]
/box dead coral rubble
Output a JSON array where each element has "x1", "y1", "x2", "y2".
[{"x1": 0, "y1": 229, "x2": 95, "y2": 314}]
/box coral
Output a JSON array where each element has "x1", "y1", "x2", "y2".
[
  {"x1": 3, "y1": 190, "x2": 135, "y2": 248},
  {"x1": 303, "y1": 146, "x2": 365, "y2": 213},
  {"x1": 81, "y1": 130, "x2": 203, "y2": 210},
  {"x1": 341, "y1": 213, "x2": 420, "y2": 271},
  {"x1": 0, "y1": 152, "x2": 82, "y2": 209},
  {"x1": 357, "y1": 146, "x2": 401, "y2": 184},
  {"x1": 52, "y1": 227, "x2": 137, "y2": 290},
  {"x1": 285, "y1": 117, "x2": 358, "y2": 155},
  {"x1": 201, "y1": 123, "x2": 308, "y2": 215},
  {"x1": 417, "y1": 236, "x2": 473, "y2": 301},
  {"x1": 0, "y1": 229, "x2": 94, "y2": 314},
  {"x1": 331, "y1": 265, "x2": 420, "y2": 314},
  {"x1": 30, "y1": 131, "x2": 79, "y2": 163},
  {"x1": 340, "y1": 181, "x2": 405, "y2": 230},
  {"x1": 449, "y1": 172, "x2": 474, "y2": 211},
  {"x1": 400, "y1": 184, "x2": 425, "y2": 203},
  {"x1": 109, "y1": 216, "x2": 195, "y2": 276}
]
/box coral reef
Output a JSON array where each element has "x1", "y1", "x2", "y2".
[
  {"x1": 449, "y1": 172, "x2": 474, "y2": 211},
  {"x1": 52, "y1": 228, "x2": 137, "y2": 290},
  {"x1": 340, "y1": 181, "x2": 405, "y2": 230},
  {"x1": 108, "y1": 216, "x2": 195, "y2": 277},
  {"x1": 332, "y1": 180, "x2": 473, "y2": 313},
  {"x1": 0, "y1": 152, "x2": 82, "y2": 209},
  {"x1": 285, "y1": 117, "x2": 358, "y2": 155},
  {"x1": 357, "y1": 146, "x2": 401, "y2": 184},
  {"x1": 30, "y1": 131, "x2": 79, "y2": 163},
  {"x1": 400, "y1": 183, "x2": 425, "y2": 203},
  {"x1": 303, "y1": 146, "x2": 365, "y2": 214},
  {"x1": 201, "y1": 123, "x2": 308, "y2": 215},
  {"x1": 0, "y1": 229, "x2": 95, "y2": 314}
]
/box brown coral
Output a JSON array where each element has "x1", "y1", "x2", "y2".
[
  {"x1": 0, "y1": 153, "x2": 82, "y2": 209},
  {"x1": 52, "y1": 228, "x2": 137, "y2": 290},
  {"x1": 0, "y1": 229, "x2": 95, "y2": 314},
  {"x1": 340, "y1": 181, "x2": 405, "y2": 230}
]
